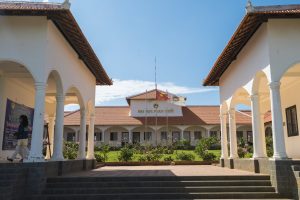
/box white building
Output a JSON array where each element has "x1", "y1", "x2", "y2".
[
  {"x1": 204, "y1": 3, "x2": 300, "y2": 197},
  {"x1": 64, "y1": 89, "x2": 253, "y2": 147},
  {"x1": 0, "y1": 1, "x2": 112, "y2": 162}
]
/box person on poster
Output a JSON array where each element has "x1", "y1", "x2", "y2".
[{"x1": 7, "y1": 115, "x2": 30, "y2": 162}]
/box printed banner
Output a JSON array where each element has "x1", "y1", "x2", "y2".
[
  {"x1": 2, "y1": 99, "x2": 34, "y2": 150},
  {"x1": 130, "y1": 100, "x2": 183, "y2": 117}
]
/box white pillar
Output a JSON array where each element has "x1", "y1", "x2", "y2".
[
  {"x1": 101, "y1": 131, "x2": 105, "y2": 143},
  {"x1": 78, "y1": 108, "x2": 86, "y2": 159},
  {"x1": 229, "y1": 108, "x2": 238, "y2": 159},
  {"x1": 129, "y1": 130, "x2": 133, "y2": 144},
  {"x1": 220, "y1": 113, "x2": 228, "y2": 159},
  {"x1": 207, "y1": 128, "x2": 211, "y2": 138},
  {"x1": 250, "y1": 94, "x2": 267, "y2": 158},
  {"x1": 51, "y1": 95, "x2": 65, "y2": 161},
  {"x1": 87, "y1": 113, "x2": 95, "y2": 159},
  {"x1": 269, "y1": 81, "x2": 288, "y2": 159},
  {"x1": 26, "y1": 82, "x2": 47, "y2": 162},
  {"x1": 45, "y1": 116, "x2": 55, "y2": 159},
  {"x1": 180, "y1": 130, "x2": 184, "y2": 141}
]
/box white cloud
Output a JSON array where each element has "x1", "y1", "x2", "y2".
[{"x1": 95, "y1": 79, "x2": 217, "y2": 105}]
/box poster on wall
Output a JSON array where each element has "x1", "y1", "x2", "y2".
[{"x1": 2, "y1": 99, "x2": 34, "y2": 150}]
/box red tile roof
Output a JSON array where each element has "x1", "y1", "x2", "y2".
[
  {"x1": 203, "y1": 4, "x2": 300, "y2": 86},
  {"x1": 0, "y1": 1, "x2": 112, "y2": 85},
  {"x1": 126, "y1": 89, "x2": 179, "y2": 104},
  {"x1": 64, "y1": 106, "x2": 252, "y2": 126}
]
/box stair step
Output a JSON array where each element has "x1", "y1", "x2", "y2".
[
  {"x1": 31, "y1": 192, "x2": 289, "y2": 200},
  {"x1": 43, "y1": 186, "x2": 275, "y2": 194},
  {"x1": 46, "y1": 180, "x2": 272, "y2": 188},
  {"x1": 291, "y1": 165, "x2": 300, "y2": 171},
  {"x1": 47, "y1": 175, "x2": 270, "y2": 183}
]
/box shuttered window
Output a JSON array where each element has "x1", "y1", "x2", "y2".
[{"x1": 286, "y1": 105, "x2": 299, "y2": 137}]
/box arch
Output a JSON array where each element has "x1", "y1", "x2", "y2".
[
  {"x1": 132, "y1": 126, "x2": 155, "y2": 133},
  {"x1": 276, "y1": 60, "x2": 300, "y2": 82},
  {"x1": 0, "y1": 59, "x2": 38, "y2": 83},
  {"x1": 183, "y1": 125, "x2": 207, "y2": 132},
  {"x1": 251, "y1": 70, "x2": 269, "y2": 95},
  {"x1": 45, "y1": 70, "x2": 64, "y2": 96},
  {"x1": 64, "y1": 85, "x2": 85, "y2": 109},
  {"x1": 229, "y1": 87, "x2": 251, "y2": 110}
]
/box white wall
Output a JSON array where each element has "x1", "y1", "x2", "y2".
[
  {"x1": 0, "y1": 16, "x2": 98, "y2": 159},
  {"x1": 219, "y1": 24, "x2": 270, "y2": 104}
]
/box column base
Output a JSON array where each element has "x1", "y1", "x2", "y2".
[
  {"x1": 86, "y1": 155, "x2": 95, "y2": 160},
  {"x1": 50, "y1": 156, "x2": 64, "y2": 161},
  {"x1": 220, "y1": 158, "x2": 225, "y2": 167},
  {"x1": 25, "y1": 154, "x2": 45, "y2": 163}
]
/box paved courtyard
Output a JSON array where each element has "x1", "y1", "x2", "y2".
[{"x1": 66, "y1": 165, "x2": 262, "y2": 177}]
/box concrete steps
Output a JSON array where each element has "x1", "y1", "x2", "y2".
[{"x1": 33, "y1": 175, "x2": 291, "y2": 199}]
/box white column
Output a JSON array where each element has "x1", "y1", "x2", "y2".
[
  {"x1": 206, "y1": 128, "x2": 211, "y2": 138},
  {"x1": 229, "y1": 108, "x2": 238, "y2": 159},
  {"x1": 269, "y1": 81, "x2": 288, "y2": 159},
  {"x1": 45, "y1": 116, "x2": 55, "y2": 159},
  {"x1": 101, "y1": 131, "x2": 105, "y2": 143},
  {"x1": 220, "y1": 113, "x2": 228, "y2": 159},
  {"x1": 250, "y1": 94, "x2": 267, "y2": 158},
  {"x1": 180, "y1": 130, "x2": 184, "y2": 140},
  {"x1": 129, "y1": 130, "x2": 133, "y2": 144},
  {"x1": 51, "y1": 95, "x2": 65, "y2": 161},
  {"x1": 87, "y1": 113, "x2": 95, "y2": 159},
  {"x1": 26, "y1": 82, "x2": 47, "y2": 162},
  {"x1": 78, "y1": 108, "x2": 86, "y2": 159}
]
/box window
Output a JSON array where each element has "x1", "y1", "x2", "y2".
[
  {"x1": 265, "y1": 127, "x2": 272, "y2": 137},
  {"x1": 110, "y1": 132, "x2": 118, "y2": 141},
  {"x1": 194, "y1": 131, "x2": 202, "y2": 140},
  {"x1": 144, "y1": 132, "x2": 152, "y2": 141},
  {"x1": 67, "y1": 132, "x2": 75, "y2": 142},
  {"x1": 161, "y1": 131, "x2": 167, "y2": 141},
  {"x1": 172, "y1": 131, "x2": 180, "y2": 142},
  {"x1": 94, "y1": 132, "x2": 102, "y2": 141},
  {"x1": 183, "y1": 131, "x2": 191, "y2": 141},
  {"x1": 122, "y1": 132, "x2": 129, "y2": 142},
  {"x1": 210, "y1": 131, "x2": 218, "y2": 138},
  {"x1": 286, "y1": 105, "x2": 299, "y2": 137},
  {"x1": 237, "y1": 131, "x2": 244, "y2": 140},
  {"x1": 247, "y1": 131, "x2": 253, "y2": 143}
]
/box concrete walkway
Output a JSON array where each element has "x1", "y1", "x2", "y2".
[{"x1": 66, "y1": 165, "x2": 262, "y2": 177}]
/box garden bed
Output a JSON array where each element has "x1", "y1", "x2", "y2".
[{"x1": 96, "y1": 160, "x2": 219, "y2": 167}]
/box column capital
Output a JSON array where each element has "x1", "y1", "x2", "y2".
[
  {"x1": 269, "y1": 81, "x2": 281, "y2": 90},
  {"x1": 228, "y1": 108, "x2": 236, "y2": 117},
  {"x1": 250, "y1": 93, "x2": 260, "y2": 101},
  {"x1": 34, "y1": 82, "x2": 47, "y2": 90},
  {"x1": 56, "y1": 94, "x2": 65, "y2": 102}
]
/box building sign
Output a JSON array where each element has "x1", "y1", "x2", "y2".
[
  {"x1": 130, "y1": 100, "x2": 183, "y2": 117},
  {"x1": 2, "y1": 99, "x2": 34, "y2": 150}
]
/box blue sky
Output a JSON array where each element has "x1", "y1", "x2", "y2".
[{"x1": 50, "y1": 0, "x2": 300, "y2": 108}]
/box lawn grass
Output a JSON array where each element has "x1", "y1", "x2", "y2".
[{"x1": 97, "y1": 149, "x2": 221, "y2": 162}]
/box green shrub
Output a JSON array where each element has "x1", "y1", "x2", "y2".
[
  {"x1": 118, "y1": 146, "x2": 134, "y2": 162},
  {"x1": 95, "y1": 152, "x2": 105, "y2": 162},
  {"x1": 163, "y1": 155, "x2": 174, "y2": 161},
  {"x1": 176, "y1": 152, "x2": 195, "y2": 161},
  {"x1": 195, "y1": 137, "x2": 217, "y2": 157},
  {"x1": 63, "y1": 142, "x2": 79, "y2": 160},
  {"x1": 144, "y1": 149, "x2": 163, "y2": 161},
  {"x1": 94, "y1": 144, "x2": 110, "y2": 162},
  {"x1": 238, "y1": 147, "x2": 247, "y2": 158},
  {"x1": 163, "y1": 145, "x2": 175, "y2": 154},
  {"x1": 202, "y1": 152, "x2": 216, "y2": 161},
  {"x1": 266, "y1": 136, "x2": 273, "y2": 157},
  {"x1": 137, "y1": 155, "x2": 147, "y2": 162}
]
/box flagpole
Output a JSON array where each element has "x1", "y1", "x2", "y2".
[{"x1": 145, "y1": 90, "x2": 147, "y2": 145}]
